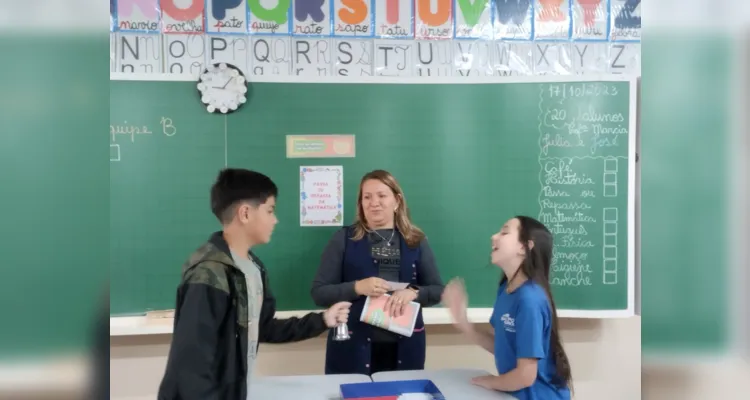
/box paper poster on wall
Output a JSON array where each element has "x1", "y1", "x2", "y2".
[
  {"x1": 333, "y1": 0, "x2": 374, "y2": 37},
  {"x1": 454, "y1": 0, "x2": 493, "y2": 39},
  {"x1": 248, "y1": 0, "x2": 292, "y2": 34},
  {"x1": 116, "y1": 0, "x2": 161, "y2": 32},
  {"x1": 610, "y1": 0, "x2": 641, "y2": 41},
  {"x1": 206, "y1": 0, "x2": 248, "y2": 34},
  {"x1": 287, "y1": 135, "x2": 356, "y2": 158},
  {"x1": 415, "y1": 0, "x2": 453, "y2": 39},
  {"x1": 572, "y1": 0, "x2": 609, "y2": 41},
  {"x1": 300, "y1": 166, "x2": 344, "y2": 226},
  {"x1": 161, "y1": 0, "x2": 205, "y2": 33},
  {"x1": 533, "y1": 0, "x2": 571, "y2": 40},
  {"x1": 293, "y1": 0, "x2": 332, "y2": 36},
  {"x1": 494, "y1": 0, "x2": 533, "y2": 40},
  {"x1": 374, "y1": 0, "x2": 414, "y2": 38}
]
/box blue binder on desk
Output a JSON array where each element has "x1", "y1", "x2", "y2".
[{"x1": 340, "y1": 379, "x2": 446, "y2": 400}]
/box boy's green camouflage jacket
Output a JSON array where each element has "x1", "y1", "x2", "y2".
[{"x1": 157, "y1": 231, "x2": 327, "y2": 400}]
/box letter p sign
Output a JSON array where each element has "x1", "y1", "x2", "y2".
[{"x1": 212, "y1": 0, "x2": 244, "y2": 20}]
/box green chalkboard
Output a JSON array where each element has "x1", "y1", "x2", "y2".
[
  {"x1": 110, "y1": 80, "x2": 226, "y2": 314},
  {"x1": 0, "y1": 36, "x2": 108, "y2": 358},
  {"x1": 110, "y1": 76, "x2": 636, "y2": 317},
  {"x1": 641, "y1": 34, "x2": 731, "y2": 354}
]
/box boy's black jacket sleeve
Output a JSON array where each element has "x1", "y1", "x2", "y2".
[
  {"x1": 258, "y1": 266, "x2": 328, "y2": 343},
  {"x1": 167, "y1": 268, "x2": 230, "y2": 399}
]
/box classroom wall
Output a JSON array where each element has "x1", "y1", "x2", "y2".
[{"x1": 110, "y1": 318, "x2": 642, "y2": 400}]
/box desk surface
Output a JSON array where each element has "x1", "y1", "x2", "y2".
[
  {"x1": 372, "y1": 368, "x2": 517, "y2": 400},
  {"x1": 250, "y1": 373, "x2": 371, "y2": 400}
]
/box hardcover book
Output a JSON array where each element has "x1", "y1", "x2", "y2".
[{"x1": 360, "y1": 294, "x2": 421, "y2": 337}]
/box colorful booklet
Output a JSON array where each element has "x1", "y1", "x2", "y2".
[{"x1": 360, "y1": 294, "x2": 421, "y2": 337}]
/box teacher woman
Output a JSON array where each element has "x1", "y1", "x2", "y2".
[{"x1": 311, "y1": 169, "x2": 444, "y2": 375}]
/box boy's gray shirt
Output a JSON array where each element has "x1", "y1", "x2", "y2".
[{"x1": 230, "y1": 250, "x2": 264, "y2": 387}]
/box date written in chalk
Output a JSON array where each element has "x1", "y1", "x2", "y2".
[{"x1": 336, "y1": 24, "x2": 369, "y2": 34}]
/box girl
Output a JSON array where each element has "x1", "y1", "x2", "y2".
[{"x1": 442, "y1": 216, "x2": 572, "y2": 399}]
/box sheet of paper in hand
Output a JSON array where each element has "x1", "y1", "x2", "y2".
[
  {"x1": 386, "y1": 281, "x2": 409, "y2": 290},
  {"x1": 360, "y1": 294, "x2": 421, "y2": 337}
]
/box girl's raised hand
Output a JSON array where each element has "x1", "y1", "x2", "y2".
[{"x1": 442, "y1": 278, "x2": 470, "y2": 328}]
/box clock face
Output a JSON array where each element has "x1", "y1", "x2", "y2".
[{"x1": 197, "y1": 63, "x2": 247, "y2": 114}]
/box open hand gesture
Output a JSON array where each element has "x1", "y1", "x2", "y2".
[{"x1": 441, "y1": 278, "x2": 470, "y2": 330}]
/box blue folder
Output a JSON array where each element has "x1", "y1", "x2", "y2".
[{"x1": 340, "y1": 379, "x2": 446, "y2": 399}]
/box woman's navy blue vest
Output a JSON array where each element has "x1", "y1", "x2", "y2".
[{"x1": 324, "y1": 226, "x2": 427, "y2": 375}]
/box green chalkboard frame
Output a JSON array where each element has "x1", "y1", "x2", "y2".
[{"x1": 109, "y1": 73, "x2": 639, "y2": 331}]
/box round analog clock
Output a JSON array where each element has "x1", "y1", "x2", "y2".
[{"x1": 196, "y1": 63, "x2": 247, "y2": 114}]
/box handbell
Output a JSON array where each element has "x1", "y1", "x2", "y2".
[{"x1": 333, "y1": 323, "x2": 351, "y2": 341}]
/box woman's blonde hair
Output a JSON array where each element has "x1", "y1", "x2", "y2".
[{"x1": 351, "y1": 170, "x2": 425, "y2": 248}]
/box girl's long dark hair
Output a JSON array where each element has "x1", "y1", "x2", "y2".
[{"x1": 500, "y1": 216, "x2": 573, "y2": 391}]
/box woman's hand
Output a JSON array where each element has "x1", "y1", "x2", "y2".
[
  {"x1": 355, "y1": 277, "x2": 392, "y2": 297},
  {"x1": 441, "y1": 278, "x2": 471, "y2": 333},
  {"x1": 385, "y1": 289, "x2": 417, "y2": 318}
]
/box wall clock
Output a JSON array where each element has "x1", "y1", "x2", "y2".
[{"x1": 196, "y1": 63, "x2": 247, "y2": 114}]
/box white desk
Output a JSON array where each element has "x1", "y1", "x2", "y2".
[
  {"x1": 372, "y1": 368, "x2": 517, "y2": 399},
  {"x1": 249, "y1": 373, "x2": 371, "y2": 400}
]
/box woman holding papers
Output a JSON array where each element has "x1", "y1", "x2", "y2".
[{"x1": 311, "y1": 169, "x2": 445, "y2": 375}]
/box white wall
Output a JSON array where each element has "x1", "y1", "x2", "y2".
[{"x1": 110, "y1": 318, "x2": 642, "y2": 400}]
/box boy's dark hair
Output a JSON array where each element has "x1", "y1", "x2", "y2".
[{"x1": 210, "y1": 168, "x2": 278, "y2": 224}]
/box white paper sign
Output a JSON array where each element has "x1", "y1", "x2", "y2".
[{"x1": 300, "y1": 166, "x2": 344, "y2": 226}]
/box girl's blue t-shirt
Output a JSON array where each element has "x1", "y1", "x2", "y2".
[{"x1": 489, "y1": 280, "x2": 571, "y2": 400}]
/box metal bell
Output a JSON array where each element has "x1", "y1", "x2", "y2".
[{"x1": 333, "y1": 322, "x2": 351, "y2": 341}]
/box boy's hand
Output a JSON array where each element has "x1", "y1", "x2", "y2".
[{"x1": 323, "y1": 301, "x2": 352, "y2": 328}]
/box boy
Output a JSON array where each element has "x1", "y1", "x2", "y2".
[{"x1": 158, "y1": 168, "x2": 351, "y2": 400}]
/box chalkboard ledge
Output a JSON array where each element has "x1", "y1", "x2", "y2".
[
  {"x1": 109, "y1": 308, "x2": 634, "y2": 336},
  {"x1": 109, "y1": 309, "x2": 493, "y2": 336},
  {"x1": 0, "y1": 356, "x2": 87, "y2": 391}
]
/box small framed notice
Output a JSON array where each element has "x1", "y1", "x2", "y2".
[
  {"x1": 300, "y1": 166, "x2": 344, "y2": 226},
  {"x1": 286, "y1": 135, "x2": 356, "y2": 158}
]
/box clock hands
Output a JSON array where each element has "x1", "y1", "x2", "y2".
[
  {"x1": 209, "y1": 77, "x2": 230, "y2": 90},
  {"x1": 197, "y1": 63, "x2": 246, "y2": 114},
  {"x1": 221, "y1": 77, "x2": 232, "y2": 89}
]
